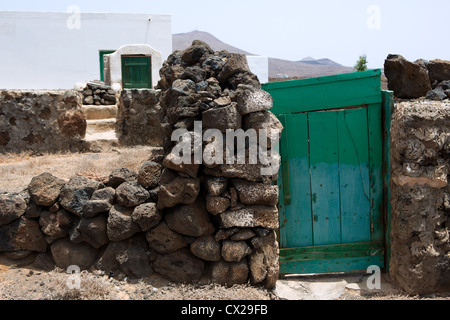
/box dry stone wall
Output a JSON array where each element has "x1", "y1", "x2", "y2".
[
  {"x1": 0, "y1": 41, "x2": 282, "y2": 289},
  {"x1": 390, "y1": 100, "x2": 450, "y2": 294},
  {"x1": 116, "y1": 89, "x2": 163, "y2": 147},
  {"x1": 0, "y1": 90, "x2": 87, "y2": 153},
  {"x1": 0, "y1": 164, "x2": 162, "y2": 280},
  {"x1": 0, "y1": 88, "x2": 166, "y2": 153}
]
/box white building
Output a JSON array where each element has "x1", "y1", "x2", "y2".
[
  {"x1": 0, "y1": 11, "x2": 172, "y2": 90},
  {"x1": 0, "y1": 11, "x2": 269, "y2": 90},
  {"x1": 246, "y1": 55, "x2": 269, "y2": 84}
]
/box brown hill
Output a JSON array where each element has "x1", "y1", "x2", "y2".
[
  {"x1": 173, "y1": 31, "x2": 354, "y2": 78},
  {"x1": 268, "y1": 57, "x2": 354, "y2": 79}
]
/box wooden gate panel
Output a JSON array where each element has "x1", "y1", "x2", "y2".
[
  {"x1": 309, "y1": 111, "x2": 341, "y2": 246},
  {"x1": 338, "y1": 108, "x2": 371, "y2": 243},
  {"x1": 279, "y1": 113, "x2": 313, "y2": 248},
  {"x1": 368, "y1": 103, "x2": 385, "y2": 242}
]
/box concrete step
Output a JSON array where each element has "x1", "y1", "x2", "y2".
[
  {"x1": 82, "y1": 104, "x2": 118, "y2": 120},
  {"x1": 86, "y1": 119, "x2": 116, "y2": 134},
  {"x1": 84, "y1": 130, "x2": 118, "y2": 142}
]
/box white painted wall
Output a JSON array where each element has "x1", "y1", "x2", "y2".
[
  {"x1": 246, "y1": 55, "x2": 269, "y2": 84},
  {"x1": 0, "y1": 11, "x2": 172, "y2": 90}
]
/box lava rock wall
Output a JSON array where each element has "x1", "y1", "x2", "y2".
[
  {"x1": 156, "y1": 41, "x2": 283, "y2": 288},
  {"x1": 390, "y1": 100, "x2": 450, "y2": 294},
  {"x1": 0, "y1": 41, "x2": 282, "y2": 289},
  {"x1": 0, "y1": 90, "x2": 87, "y2": 153}
]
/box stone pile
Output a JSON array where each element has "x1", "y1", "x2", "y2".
[
  {"x1": 81, "y1": 82, "x2": 117, "y2": 106},
  {"x1": 156, "y1": 40, "x2": 283, "y2": 288},
  {"x1": 384, "y1": 55, "x2": 450, "y2": 100}
]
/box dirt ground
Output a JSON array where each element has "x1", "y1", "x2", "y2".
[
  {"x1": 0, "y1": 147, "x2": 279, "y2": 301},
  {"x1": 0, "y1": 146, "x2": 159, "y2": 193},
  {"x1": 0, "y1": 263, "x2": 277, "y2": 301},
  {"x1": 1, "y1": 261, "x2": 448, "y2": 301},
  {"x1": 0, "y1": 147, "x2": 449, "y2": 301}
]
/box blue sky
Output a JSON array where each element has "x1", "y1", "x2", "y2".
[{"x1": 1, "y1": 0, "x2": 449, "y2": 68}]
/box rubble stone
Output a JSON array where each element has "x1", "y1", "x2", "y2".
[
  {"x1": 59, "y1": 176, "x2": 102, "y2": 216},
  {"x1": 0, "y1": 193, "x2": 27, "y2": 227},
  {"x1": 384, "y1": 54, "x2": 432, "y2": 98},
  {"x1": 28, "y1": 173, "x2": 66, "y2": 207}
]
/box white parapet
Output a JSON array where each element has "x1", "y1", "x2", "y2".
[{"x1": 246, "y1": 55, "x2": 269, "y2": 84}]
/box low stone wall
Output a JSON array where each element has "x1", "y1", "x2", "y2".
[
  {"x1": 0, "y1": 90, "x2": 87, "y2": 153},
  {"x1": 0, "y1": 160, "x2": 278, "y2": 288},
  {"x1": 390, "y1": 99, "x2": 450, "y2": 294},
  {"x1": 0, "y1": 88, "x2": 165, "y2": 153},
  {"x1": 0, "y1": 164, "x2": 162, "y2": 280},
  {"x1": 0, "y1": 42, "x2": 281, "y2": 289},
  {"x1": 116, "y1": 89, "x2": 163, "y2": 147}
]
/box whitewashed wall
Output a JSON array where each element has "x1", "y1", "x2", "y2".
[{"x1": 0, "y1": 11, "x2": 172, "y2": 89}]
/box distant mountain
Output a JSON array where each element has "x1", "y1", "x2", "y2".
[
  {"x1": 299, "y1": 57, "x2": 343, "y2": 67},
  {"x1": 268, "y1": 57, "x2": 353, "y2": 79},
  {"x1": 173, "y1": 31, "x2": 354, "y2": 79}
]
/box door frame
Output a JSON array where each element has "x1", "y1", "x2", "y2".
[
  {"x1": 262, "y1": 70, "x2": 393, "y2": 275},
  {"x1": 99, "y1": 50, "x2": 116, "y2": 82}
]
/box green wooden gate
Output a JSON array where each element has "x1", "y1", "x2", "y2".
[
  {"x1": 121, "y1": 56, "x2": 152, "y2": 89},
  {"x1": 262, "y1": 69, "x2": 392, "y2": 275}
]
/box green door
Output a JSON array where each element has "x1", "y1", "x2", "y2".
[
  {"x1": 262, "y1": 70, "x2": 392, "y2": 275},
  {"x1": 121, "y1": 56, "x2": 152, "y2": 89}
]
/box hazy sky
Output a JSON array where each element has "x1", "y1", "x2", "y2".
[{"x1": 1, "y1": 0, "x2": 449, "y2": 68}]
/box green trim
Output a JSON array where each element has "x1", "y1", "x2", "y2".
[
  {"x1": 99, "y1": 50, "x2": 116, "y2": 82},
  {"x1": 280, "y1": 255, "x2": 385, "y2": 275},
  {"x1": 263, "y1": 69, "x2": 381, "y2": 91},
  {"x1": 280, "y1": 241, "x2": 384, "y2": 264},
  {"x1": 262, "y1": 69, "x2": 382, "y2": 115}
]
